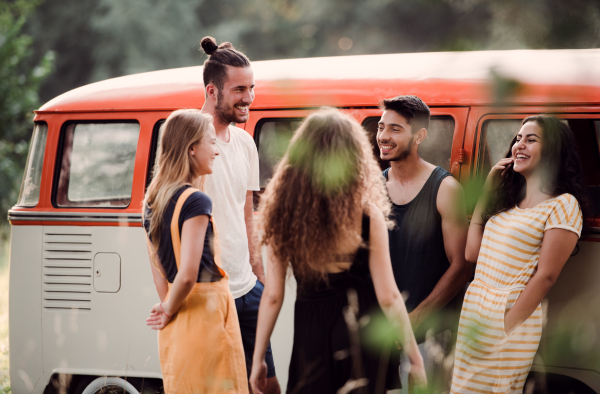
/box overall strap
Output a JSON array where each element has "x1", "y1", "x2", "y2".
[
  {"x1": 170, "y1": 187, "x2": 197, "y2": 269},
  {"x1": 210, "y1": 217, "x2": 227, "y2": 277},
  {"x1": 170, "y1": 187, "x2": 227, "y2": 277}
]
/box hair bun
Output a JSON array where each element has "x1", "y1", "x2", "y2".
[{"x1": 200, "y1": 36, "x2": 218, "y2": 55}]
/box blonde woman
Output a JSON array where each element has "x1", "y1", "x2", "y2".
[
  {"x1": 144, "y1": 109, "x2": 248, "y2": 393},
  {"x1": 249, "y1": 109, "x2": 427, "y2": 394}
]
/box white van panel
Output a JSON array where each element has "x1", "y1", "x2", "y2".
[
  {"x1": 270, "y1": 271, "x2": 296, "y2": 390},
  {"x1": 9, "y1": 225, "x2": 44, "y2": 394},
  {"x1": 40, "y1": 225, "x2": 161, "y2": 380},
  {"x1": 9, "y1": 223, "x2": 310, "y2": 391},
  {"x1": 536, "y1": 237, "x2": 600, "y2": 376}
]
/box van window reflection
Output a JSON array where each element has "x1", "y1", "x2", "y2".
[
  {"x1": 17, "y1": 122, "x2": 48, "y2": 207},
  {"x1": 56, "y1": 122, "x2": 140, "y2": 208}
]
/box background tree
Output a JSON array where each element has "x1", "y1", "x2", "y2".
[
  {"x1": 22, "y1": 0, "x2": 600, "y2": 104},
  {"x1": 0, "y1": 0, "x2": 52, "y2": 229}
]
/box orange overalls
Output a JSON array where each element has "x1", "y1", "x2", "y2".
[{"x1": 158, "y1": 188, "x2": 248, "y2": 393}]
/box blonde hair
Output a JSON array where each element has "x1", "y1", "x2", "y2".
[
  {"x1": 143, "y1": 109, "x2": 213, "y2": 256},
  {"x1": 259, "y1": 108, "x2": 391, "y2": 282}
]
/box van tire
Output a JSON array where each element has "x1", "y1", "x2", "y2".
[
  {"x1": 78, "y1": 377, "x2": 140, "y2": 394},
  {"x1": 525, "y1": 372, "x2": 597, "y2": 394}
]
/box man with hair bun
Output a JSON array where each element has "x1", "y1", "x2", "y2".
[
  {"x1": 200, "y1": 36, "x2": 280, "y2": 394},
  {"x1": 377, "y1": 95, "x2": 471, "y2": 393}
]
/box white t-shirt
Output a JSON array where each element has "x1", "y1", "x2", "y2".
[{"x1": 204, "y1": 126, "x2": 260, "y2": 299}]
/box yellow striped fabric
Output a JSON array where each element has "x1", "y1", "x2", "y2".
[{"x1": 450, "y1": 194, "x2": 582, "y2": 393}]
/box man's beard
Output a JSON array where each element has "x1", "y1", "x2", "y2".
[
  {"x1": 387, "y1": 135, "x2": 414, "y2": 162},
  {"x1": 215, "y1": 91, "x2": 247, "y2": 124}
]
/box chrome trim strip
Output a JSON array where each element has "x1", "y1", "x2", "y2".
[{"x1": 8, "y1": 210, "x2": 142, "y2": 223}]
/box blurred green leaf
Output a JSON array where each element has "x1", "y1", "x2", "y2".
[
  {"x1": 463, "y1": 176, "x2": 486, "y2": 214},
  {"x1": 361, "y1": 310, "x2": 402, "y2": 352},
  {"x1": 490, "y1": 68, "x2": 524, "y2": 104}
]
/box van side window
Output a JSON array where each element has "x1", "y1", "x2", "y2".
[
  {"x1": 479, "y1": 118, "x2": 600, "y2": 217},
  {"x1": 596, "y1": 121, "x2": 600, "y2": 154},
  {"x1": 55, "y1": 122, "x2": 140, "y2": 208},
  {"x1": 568, "y1": 119, "x2": 600, "y2": 216},
  {"x1": 363, "y1": 116, "x2": 455, "y2": 171},
  {"x1": 478, "y1": 120, "x2": 522, "y2": 177},
  {"x1": 17, "y1": 122, "x2": 48, "y2": 207},
  {"x1": 255, "y1": 118, "x2": 303, "y2": 188},
  {"x1": 146, "y1": 120, "x2": 165, "y2": 190}
]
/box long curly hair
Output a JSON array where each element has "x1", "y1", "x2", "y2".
[
  {"x1": 483, "y1": 115, "x2": 590, "y2": 221},
  {"x1": 259, "y1": 108, "x2": 391, "y2": 283}
]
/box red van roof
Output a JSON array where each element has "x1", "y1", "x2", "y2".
[{"x1": 38, "y1": 49, "x2": 600, "y2": 113}]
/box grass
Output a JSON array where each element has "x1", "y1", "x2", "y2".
[{"x1": 0, "y1": 226, "x2": 10, "y2": 394}]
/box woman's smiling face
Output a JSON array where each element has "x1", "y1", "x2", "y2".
[
  {"x1": 190, "y1": 124, "x2": 219, "y2": 176},
  {"x1": 512, "y1": 121, "x2": 543, "y2": 176}
]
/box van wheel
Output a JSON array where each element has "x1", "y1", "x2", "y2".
[
  {"x1": 525, "y1": 372, "x2": 596, "y2": 394},
  {"x1": 77, "y1": 377, "x2": 140, "y2": 394}
]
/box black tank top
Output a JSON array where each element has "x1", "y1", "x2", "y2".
[{"x1": 383, "y1": 166, "x2": 455, "y2": 315}]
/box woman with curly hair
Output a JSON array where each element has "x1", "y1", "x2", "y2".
[
  {"x1": 249, "y1": 109, "x2": 426, "y2": 394},
  {"x1": 450, "y1": 115, "x2": 589, "y2": 393}
]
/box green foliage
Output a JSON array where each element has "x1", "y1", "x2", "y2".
[
  {"x1": 0, "y1": 233, "x2": 10, "y2": 393},
  {"x1": 288, "y1": 135, "x2": 358, "y2": 195},
  {"x1": 0, "y1": 0, "x2": 52, "y2": 226},
  {"x1": 361, "y1": 310, "x2": 403, "y2": 351},
  {"x1": 463, "y1": 176, "x2": 486, "y2": 214},
  {"x1": 490, "y1": 69, "x2": 525, "y2": 104},
  {"x1": 21, "y1": 0, "x2": 600, "y2": 105}
]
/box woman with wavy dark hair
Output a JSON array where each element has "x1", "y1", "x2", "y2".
[
  {"x1": 249, "y1": 109, "x2": 426, "y2": 394},
  {"x1": 450, "y1": 115, "x2": 588, "y2": 393}
]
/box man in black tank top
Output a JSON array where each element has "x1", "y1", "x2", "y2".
[{"x1": 377, "y1": 95, "x2": 471, "y2": 393}]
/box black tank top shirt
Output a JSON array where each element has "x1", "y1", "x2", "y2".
[
  {"x1": 143, "y1": 185, "x2": 224, "y2": 283},
  {"x1": 383, "y1": 166, "x2": 461, "y2": 332}
]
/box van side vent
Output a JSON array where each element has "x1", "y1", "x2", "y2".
[{"x1": 42, "y1": 232, "x2": 93, "y2": 311}]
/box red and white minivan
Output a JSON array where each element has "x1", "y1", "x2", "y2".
[{"x1": 8, "y1": 49, "x2": 600, "y2": 393}]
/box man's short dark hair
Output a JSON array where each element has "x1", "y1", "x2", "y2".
[
  {"x1": 379, "y1": 95, "x2": 430, "y2": 133},
  {"x1": 200, "y1": 36, "x2": 250, "y2": 90}
]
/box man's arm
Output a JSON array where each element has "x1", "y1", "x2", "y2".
[
  {"x1": 408, "y1": 176, "x2": 472, "y2": 329},
  {"x1": 245, "y1": 190, "x2": 266, "y2": 284}
]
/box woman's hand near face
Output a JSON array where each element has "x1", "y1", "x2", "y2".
[
  {"x1": 465, "y1": 157, "x2": 514, "y2": 263},
  {"x1": 146, "y1": 302, "x2": 172, "y2": 330},
  {"x1": 485, "y1": 158, "x2": 514, "y2": 191}
]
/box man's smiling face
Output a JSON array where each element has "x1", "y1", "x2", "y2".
[
  {"x1": 215, "y1": 65, "x2": 255, "y2": 124},
  {"x1": 377, "y1": 110, "x2": 415, "y2": 162}
]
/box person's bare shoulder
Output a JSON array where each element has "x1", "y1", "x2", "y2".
[
  {"x1": 437, "y1": 175, "x2": 466, "y2": 216},
  {"x1": 439, "y1": 175, "x2": 462, "y2": 194},
  {"x1": 422, "y1": 160, "x2": 437, "y2": 172},
  {"x1": 366, "y1": 203, "x2": 386, "y2": 224}
]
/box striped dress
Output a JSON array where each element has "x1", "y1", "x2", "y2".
[{"x1": 450, "y1": 193, "x2": 583, "y2": 393}]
